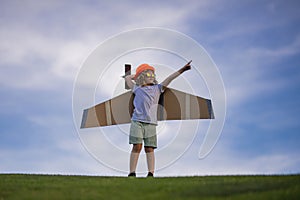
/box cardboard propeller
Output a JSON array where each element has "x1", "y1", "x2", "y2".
[{"x1": 80, "y1": 64, "x2": 214, "y2": 128}]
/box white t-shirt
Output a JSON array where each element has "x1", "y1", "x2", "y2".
[{"x1": 131, "y1": 84, "x2": 164, "y2": 125}]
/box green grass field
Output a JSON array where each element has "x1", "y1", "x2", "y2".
[{"x1": 0, "y1": 174, "x2": 299, "y2": 199}]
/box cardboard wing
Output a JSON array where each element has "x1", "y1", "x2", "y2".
[{"x1": 80, "y1": 88, "x2": 214, "y2": 128}]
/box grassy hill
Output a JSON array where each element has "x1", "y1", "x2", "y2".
[{"x1": 0, "y1": 174, "x2": 299, "y2": 199}]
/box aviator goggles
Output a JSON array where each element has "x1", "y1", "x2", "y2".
[{"x1": 145, "y1": 72, "x2": 155, "y2": 78}]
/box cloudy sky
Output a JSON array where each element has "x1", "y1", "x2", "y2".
[{"x1": 1, "y1": 0, "x2": 300, "y2": 177}]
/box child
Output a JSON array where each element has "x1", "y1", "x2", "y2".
[{"x1": 125, "y1": 61, "x2": 192, "y2": 177}]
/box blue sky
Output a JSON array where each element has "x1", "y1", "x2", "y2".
[{"x1": 1, "y1": 0, "x2": 300, "y2": 176}]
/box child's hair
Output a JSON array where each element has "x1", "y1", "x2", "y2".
[{"x1": 135, "y1": 70, "x2": 158, "y2": 86}]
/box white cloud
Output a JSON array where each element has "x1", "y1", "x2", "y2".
[
  {"x1": 215, "y1": 31, "x2": 300, "y2": 109},
  {"x1": 0, "y1": 26, "x2": 96, "y2": 89},
  {"x1": 0, "y1": 0, "x2": 214, "y2": 91},
  {"x1": 247, "y1": 35, "x2": 300, "y2": 58},
  {"x1": 156, "y1": 139, "x2": 300, "y2": 176},
  {"x1": 0, "y1": 145, "x2": 114, "y2": 175}
]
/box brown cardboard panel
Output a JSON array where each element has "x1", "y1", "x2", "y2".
[
  {"x1": 81, "y1": 91, "x2": 133, "y2": 128},
  {"x1": 163, "y1": 88, "x2": 182, "y2": 120},
  {"x1": 81, "y1": 104, "x2": 106, "y2": 128},
  {"x1": 110, "y1": 91, "x2": 132, "y2": 125},
  {"x1": 198, "y1": 98, "x2": 210, "y2": 119},
  {"x1": 190, "y1": 93, "x2": 201, "y2": 119},
  {"x1": 95, "y1": 103, "x2": 107, "y2": 126},
  {"x1": 81, "y1": 88, "x2": 214, "y2": 128},
  {"x1": 162, "y1": 88, "x2": 212, "y2": 120}
]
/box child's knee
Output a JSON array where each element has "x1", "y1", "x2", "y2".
[
  {"x1": 132, "y1": 144, "x2": 142, "y2": 153},
  {"x1": 144, "y1": 146, "x2": 154, "y2": 153}
]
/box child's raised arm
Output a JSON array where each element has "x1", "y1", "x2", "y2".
[
  {"x1": 125, "y1": 74, "x2": 135, "y2": 89},
  {"x1": 161, "y1": 60, "x2": 192, "y2": 88}
]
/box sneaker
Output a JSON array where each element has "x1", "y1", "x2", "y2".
[
  {"x1": 147, "y1": 172, "x2": 154, "y2": 177},
  {"x1": 128, "y1": 172, "x2": 136, "y2": 177}
]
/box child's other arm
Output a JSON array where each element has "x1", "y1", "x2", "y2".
[
  {"x1": 161, "y1": 60, "x2": 192, "y2": 88},
  {"x1": 125, "y1": 74, "x2": 135, "y2": 89}
]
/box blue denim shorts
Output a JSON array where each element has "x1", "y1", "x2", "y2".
[{"x1": 129, "y1": 121, "x2": 157, "y2": 148}]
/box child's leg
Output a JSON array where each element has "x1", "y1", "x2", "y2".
[
  {"x1": 129, "y1": 144, "x2": 142, "y2": 174},
  {"x1": 145, "y1": 147, "x2": 155, "y2": 174},
  {"x1": 143, "y1": 123, "x2": 157, "y2": 175}
]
